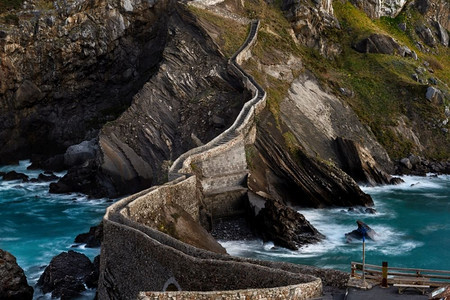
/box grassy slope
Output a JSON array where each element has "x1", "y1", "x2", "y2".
[{"x1": 303, "y1": 1, "x2": 449, "y2": 159}]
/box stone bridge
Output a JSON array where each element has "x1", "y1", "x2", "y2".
[{"x1": 98, "y1": 19, "x2": 347, "y2": 300}]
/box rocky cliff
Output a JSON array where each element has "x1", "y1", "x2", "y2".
[{"x1": 1, "y1": 0, "x2": 449, "y2": 199}]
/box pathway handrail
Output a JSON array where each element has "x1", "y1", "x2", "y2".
[{"x1": 351, "y1": 261, "x2": 450, "y2": 287}]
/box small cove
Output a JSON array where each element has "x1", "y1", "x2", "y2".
[{"x1": 1, "y1": 161, "x2": 449, "y2": 299}]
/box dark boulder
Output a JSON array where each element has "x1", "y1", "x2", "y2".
[
  {"x1": 345, "y1": 220, "x2": 377, "y2": 242},
  {"x1": 64, "y1": 139, "x2": 98, "y2": 168},
  {"x1": 37, "y1": 250, "x2": 95, "y2": 299},
  {"x1": 415, "y1": 25, "x2": 437, "y2": 47},
  {"x1": 0, "y1": 249, "x2": 34, "y2": 300},
  {"x1": 2, "y1": 171, "x2": 29, "y2": 182},
  {"x1": 353, "y1": 34, "x2": 402, "y2": 55},
  {"x1": 253, "y1": 200, "x2": 324, "y2": 250},
  {"x1": 74, "y1": 223, "x2": 103, "y2": 248}
]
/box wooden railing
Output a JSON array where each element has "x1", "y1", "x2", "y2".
[{"x1": 351, "y1": 261, "x2": 450, "y2": 287}]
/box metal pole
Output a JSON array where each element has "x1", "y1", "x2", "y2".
[
  {"x1": 381, "y1": 261, "x2": 388, "y2": 287},
  {"x1": 362, "y1": 238, "x2": 366, "y2": 282}
]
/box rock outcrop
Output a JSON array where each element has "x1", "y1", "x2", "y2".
[
  {"x1": 280, "y1": 72, "x2": 394, "y2": 186},
  {"x1": 334, "y1": 137, "x2": 401, "y2": 185},
  {"x1": 0, "y1": 249, "x2": 34, "y2": 300},
  {"x1": 350, "y1": 0, "x2": 407, "y2": 18},
  {"x1": 37, "y1": 250, "x2": 97, "y2": 299},
  {"x1": 345, "y1": 220, "x2": 378, "y2": 242},
  {"x1": 74, "y1": 223, "x2": 103, "y2": 248},
  {"x1": 253, "y1": 200, "x2": 324, "y2": 250},
  {"x1": 248, "y1": 110, "x2": 374, "y2": 208},
  {"x1": 0, "y1": 0, "x2": 170, "y2": 165},
  {"x1": 282, "y1": 0, "x2": 342, "y2": 58},
  {"x1": 353, "y1": 34, "x2": 402, "y2": 54}
]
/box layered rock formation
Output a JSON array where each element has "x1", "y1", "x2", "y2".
[{"x1": 0, "y1": 249, "x2": 33, "y2": 300}]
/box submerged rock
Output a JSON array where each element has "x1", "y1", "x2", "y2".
[
  {"x1": 0, "y1": 249, "x2": 34, "y2": 300},
  {"x1": 37, "y1": 250, "x2": 96, "y2": 299},
  {"x1": 2, "y1": 171, "x2": 29, "y2": 182},
  {"x1": 345, "y1": 220, "x2": 377, "y2": 242}
]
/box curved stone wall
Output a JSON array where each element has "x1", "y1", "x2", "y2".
[{"x1": 98, "y1": 19, "x2": 343, "y2": 300}]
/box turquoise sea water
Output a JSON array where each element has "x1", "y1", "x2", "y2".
[
  {"x1": 1, "y1": 160, "x2": 449, "y2": 299},
  {"x1": 0, "y1": 161, "x2": 110, "y2": 299},
  {"x1": 221, "y1": 174, "x2": 450, "y2": 272}
]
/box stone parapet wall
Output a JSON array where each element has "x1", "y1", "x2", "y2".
[
  {"x1": 98, "y1": 19, "x2": 345, "y2": 300},
  {"x1": 121, "y1": 176, "x2": 201, "y2": 223},
  {"x1": 138, "y1": 279, "x2": 322, "y2": 300}
]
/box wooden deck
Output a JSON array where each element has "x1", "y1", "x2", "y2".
[{"x1": 351, "y1": 261, "x2": 450, "y2": 293}]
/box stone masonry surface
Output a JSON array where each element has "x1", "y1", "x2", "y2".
[{"x1": 99, "y1": 20, "x2": 349, "y2": 300}]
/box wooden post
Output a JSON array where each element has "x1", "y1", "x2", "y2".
[{"x1": 381, "y1": 261, "x2": 388, "y2": 287}]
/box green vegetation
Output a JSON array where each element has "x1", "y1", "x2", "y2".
[
  {"x1": 187, "y1": 4, "x2": 248, "y2": 58},
  {"x1": 294, "y1": 0, "x2": 450, "y2": 159}
]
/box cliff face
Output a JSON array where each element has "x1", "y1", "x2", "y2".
[
  {"x1": 0, "y1": 0, "x2": 170, "y2": 164},
  {"x1": 2, "y1": 0, "x2": 448, "y2": 201}
]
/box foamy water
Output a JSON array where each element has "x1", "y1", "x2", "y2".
[
  {"x1": 0, "y1": 161, "x2": 110, "y2": 300},
  {"x1": 221, "y1": 174, "x2": 450, "y2": 272}
]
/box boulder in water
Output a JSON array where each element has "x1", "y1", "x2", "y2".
[
  {"x1": 37, "y1": 250, "x2": 96, "y2": 299},
  {"x1": 74, "y1": 223, "x2": 103, "y2": 248},
  {"x1": 2, "y1": 171, "x2": 29, "y2": 182},
  {"x1": 345, "y1": 220, "x2": 377, "y2": 242},
  {"x1": 0, "y1": 249, "x2": 34, "y2": 300}
]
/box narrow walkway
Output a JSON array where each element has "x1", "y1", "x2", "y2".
[{"x1": 169, "y1": 19, "x2": 265, "y2": 175}]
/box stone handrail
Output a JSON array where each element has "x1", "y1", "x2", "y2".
[
  {"x1": 168, "y1": 19, "x2": 266, "y2": 179},
  {"x1": 97, "y1": 18, "x2": 345, "y2": 300}
]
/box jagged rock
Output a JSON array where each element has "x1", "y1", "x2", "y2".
[
  {"x1": 350, "y1": 0, "x2": 407, "y2": 18},
  {"x1": 2, "y1": 171, "x2": 29, "y2": 182},
  {"x1": 249, "y1": 111, "x2": 374, "y2": 208},
  {"x1": 29, "y1": 172, "x2": 59, "y2": 183},
  {"x1": 400, "y1": 157, "x2": 413, "y2": 169},
  {"x1": 254, "y1": 200, "x2": 324, "y2": 250},
  {"x1": 389, "y1": 177, "x2": 404, "y2": 185},
  {"x1": 50, "y1": 160, "x2": 112, "y2": 197},
  {"x1": 0, "y1": 249, "x2": 34, "y2": 300},
  {"x1": 74, "y1": 223, "x2": 103, "y2": 248},
  {"x1": 345, "y1": 220, "x2": 377, "y2": 242},
  {"x1": 415, "y1": 25, "x2": 437, "y2": 47},
  {"x1": 37, "y1": 250, "x2": 95, "y2": 300},
  {"x1": 64, "y1": 139, "x2": 98, "y2": 167},
  {"x1": 282, "y1": 0, "x2": 342, "y2": 58},
  {"x1": 334, "y1": 137, "x2": 394, "y2": 186},
  {"x1": 411, "y1": 50, "x2": 418, "y2": 60},
  {"x1": 426, "y1": 86, "x2": 444, "y2": 103},
  {"x1": 412, "y1": 73, "x2": 419, "y2": 82},
  {"x1": 398, "y1": 22, "x2": 407, "y2": 31},
  {"x1": 353, "y1": 34, "x2": 402, "y2": 55},
  {"x1": 400, "y1": 45, "x2": 412, "y2": 57},
  {"x1": 434, "y1": 21, "x2": 449, "y2": 46},
  {"x1": 429, "y1": 77, "x2": 438, "y2": 85}
]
